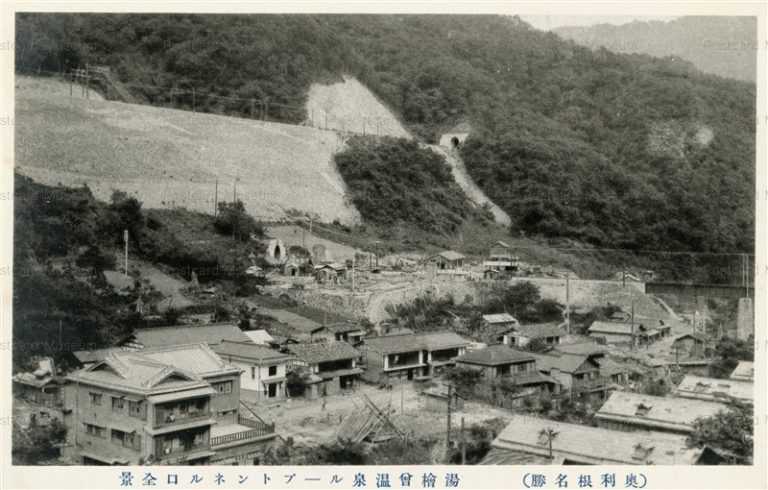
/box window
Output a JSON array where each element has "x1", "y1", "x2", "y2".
[
  {"x1": 251, "y1": 367, "x2": 256, "y2": 380},
  {"x1": 111, "y1": 429, "x2": 141, "y2": 450},
  {"x1": 84, "y1": 423, "x2": 106, "y2": 438},
  {"x1": 89, "y1": 392, "x2": 103, "y2": 406},
  {"x1": 268, "y1": 365, "x2": 278, "y2": 377},
  {"x1": 213, "y1": 381, "x2": 233, "y2": 394},
  {"x1": 128, "y1": 400, "x2": 146, "y2": 419},
  {"x1": 111, "y1": 397, "x2": 125, "y2": 412}
]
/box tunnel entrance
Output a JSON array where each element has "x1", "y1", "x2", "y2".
[{"x1": 451, "y1": 136, "x2": 460, "y2": 148}]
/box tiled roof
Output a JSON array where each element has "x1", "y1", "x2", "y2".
[
  {"x1": 482, "y1": 313, "x2": 518, "y2": 325},
  {"x1": 287, "y1": 341, "x2": 360, "y2": 365},
  {"x1": 212, "y1": 340, "x2": 292, "y2": 363},
  {"x1": 72, "y1": 347, "x2": 125, "y2": 364},
  {"x1": 127, "y1": 323, "x2": 251, "y2": 348},
  {"x1": 480, "y1": 447, "x2": 551, "y2": 465},
  {"x1": 437, "y1": 250, "x2": 465, "y2": 261},
  {"x1": 491, "y1": 415, "x2": 705, "y2": 465},
  {"x1": 596, "y1": 392, "x2": 727, "y2": 432},
  {"x1": 129, "y1": 343, "x2": 241, "y2": 378},
  {"x1": 531, "y1": 352, "x2": 595, "y2": 374},
  {"x1": 256, "y1": 308, "x2": 323, "y2": 334},
  {"x1": 362, "y1": 331, "x2": 469, "y2": 354},
  {"x1": 456, "y1": 345, "x2": 534, "y2": 366},
  {"x1": 588, "y1": 321, "x2": 657, "y2": 335},
  {"x1": 67, "y1": 346, "x2": 219, "y2": 395},
  {"x1": 674, "y1": 375, "x2": 753, "y2": 403},
  {"x1": 510, "y1": 323, "x2": 564, "y2": 339}
]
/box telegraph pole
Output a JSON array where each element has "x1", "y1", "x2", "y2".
[
  {"x1": 446, "y1": 384, "x2": 453, "y2": 453},
  {"x1": 460, "y1": 417, "x2": 466, "y2": 464},
  {"x1": 565, "y1": 274, "x2": 571, "y2": 335},
  {"x1": 192, "y1": 88, "x2": 196, "y2": 112},
  {"x1": 214, "y1": 179, "x2": 218, "y2": 217},
  {"x1": 123, "y1": 229, "x2": 129, "y2": 278},
  {"x1": 630, "y1": 298, "x2": 636, "y2": 350}
]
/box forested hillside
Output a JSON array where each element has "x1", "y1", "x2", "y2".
[{"x1": 16, "y1": 13, "x2": 755, "y2": 259}]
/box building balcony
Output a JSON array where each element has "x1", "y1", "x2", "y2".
[
  {"x1": 572, "y1": 376, "x2": 610, "y2": 392},
  {"x1": 210, "y1": 416, "x2": 276, "y2": 448},
  {"x1": 154, "y1": 410, "x2": 212, "y2": 429},
  {"x1": 154, "y1": 443, "x2": 214, "y2": 464}
]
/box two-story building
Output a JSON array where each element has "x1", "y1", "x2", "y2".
[
  {"x1": 454, "y1": 345, "x2": 558, "y2": 395},
  {"x1": 286, "y1": 341, "x2": 363, "y2": 398},
  {"x1": 531, "y1": 351, "x2": 610, "y2": 403},
  {"x1": 212, "y1": 340, "x2": 293, "y2": 403},
  {"x1": 359, "y1": 331, "x2": 469, "y2": 383},
  {"x1": 63, "y1": 344, "x2": 276, "y2": 466},
  {"x1": 483, "y1": 241, "x2": 520, "y2": 277}
]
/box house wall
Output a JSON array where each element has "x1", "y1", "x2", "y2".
[
  {"x1": 590, "y1": 332, "x2": 633, "y2": 344},
  {"x1": 66, "y1": 382, "x2": 150, "y2": 464},
  {"x1": 206, "y1": 374, "x2": 241, "y2": 423},
  {"x1": 210, "y1": 436, "x2": 276, "y2": 465},
  {"x1": 232, "y1": 359, "x2": 287, "y2": 403}
]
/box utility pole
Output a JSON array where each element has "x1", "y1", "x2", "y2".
[
  {"x1": 123, "y1": 229, "x2": 129, "y2": 278},
  {"x1": 460, "y1": 417, "x2": 466, "y2": 464},
  {"x1": 630, "y1": 298, "x2": 636, "y2": 350},
  {"x1": 352, "y1": 254, "x2": 356, "y2": 292},
  {"x1": 192, "y1": 87, "x2": 196, "y2": 112},
  {"x1": 446, "y1": 384, "x2": 453, "y2": 453},
  {"x1": 565, "y1": 274, "x2": 571, "y2": 335},
  {"x1": 214, "y1": 179, "x2": 218, "y2": 217},
  {"x1": 250, "y1": 99, "x2": 255, "y2": 119}
]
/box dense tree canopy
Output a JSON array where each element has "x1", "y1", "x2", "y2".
[{"x1": 15, "y1": 13, "x2": 755, "y2": 261}]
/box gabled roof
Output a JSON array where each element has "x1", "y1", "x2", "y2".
[
  {"x1": 362, "y1": 331, "x2": 469, "y2": 355},
  {"x1": 456, "y1": 345, "x2": 535, "y2": 366},
  {"x1": 287, "y1": 341, "x2": 360, "y2": 365},
  {"x1": 212, "y1": 340, "x2": 292, "y2": 364},
  {"x1": 128, "y1": 343, "x2": 241, "y2": 378},
  {"x1": 730, "y1": 361, "x2": 754, "y2": 382},
  {"x1": 508, "y1": 323, "x2": 564, "y2": 339},
  {"x1": 674, "y1": 375, "x2": 753, "y2": 403},
  {"x1": 531, "y1": 352, "x2": 598, "y2": 374},
  {"x1": 482, "y1": 313, "x2": 518, "y2": 325},
  {"x1": 588, "y1": 321, "x2": 655, "y2": 335},
  {"x1": 124, "y1": 323, "x2": 252, "y2": 349},
  {"x1": 596, "y1": 392, "x2": 727, "y2": 433},
  {"x1": 436, "y1": 250, "x2": 465, "y2": 261},
  {"x1": 67, "y1": 346, "x2": 220, "y2": 395},
  {"x1": 491, "y1": 415, "x2": 706, "y2": 465},
  {"x1": 491, "y1": 240, "x2": 511, "y2": 249}
]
